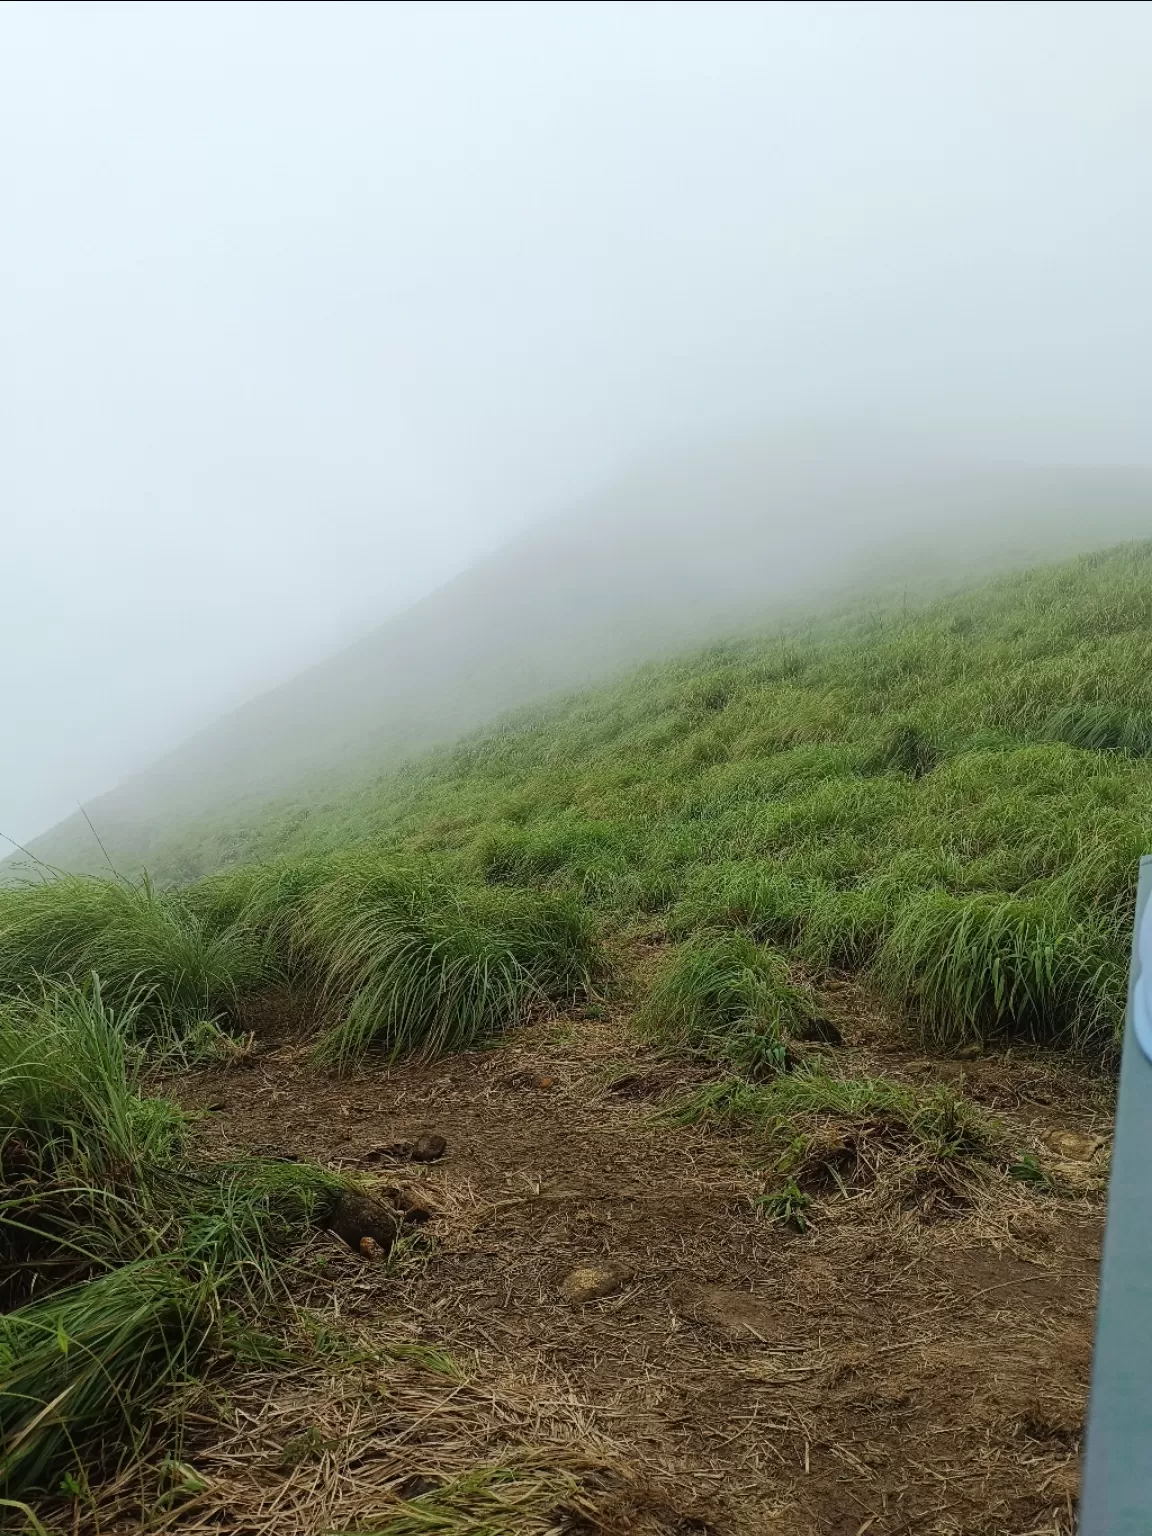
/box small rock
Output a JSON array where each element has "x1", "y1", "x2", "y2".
[
  {"x1": 793, "y1": 1017, "x2": 844, "y2": 1047},
  {"x1": 504, "y1": 1069, "x2": 554, "y2": 1090},
  {"x1": 366, "y1": 1133, "x2": 447, "y2": 1164},
  {"x1": 560, "y1": 1265, "x2": 625, "y2": 1303},
  {"x1": 1042, "y1": 1129, "x2": 1104, "y2": 1162},
  {"x1": 324, "y1": 1190, "x2": 401, "y2": 1255}
]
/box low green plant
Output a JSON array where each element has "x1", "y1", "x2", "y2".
[
  {"x1": 667, "y1": 1065, "x2": 1004, "y2": 1221},
  {"x1": 756, "y1": 1179, "x2": 810, "y2": 1232},
  {"x1": 1008, "y1": 1153, "x2": 1055, "y2": 1191},
  {"x1": 284, "y1": 859, "x2": 596, "y2": 1067},
  {"x1": 0, "y1": 984, "x2": 355, "y2": 1503},
  {"x1": 639, "y1": 933, "x2": 819, "y2": 1074}
]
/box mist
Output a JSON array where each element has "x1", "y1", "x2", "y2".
[{"x1": 4, "y1": 0, "x2": 1152, "y2": 853}]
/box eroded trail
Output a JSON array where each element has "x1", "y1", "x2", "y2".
[{"x1": 173, "y1": 993, "x2": 1108, "y2": 1536}]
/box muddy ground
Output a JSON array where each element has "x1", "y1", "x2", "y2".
[{"x1": 153, "y1": 984, "x2": 1110, "y2": 1536}]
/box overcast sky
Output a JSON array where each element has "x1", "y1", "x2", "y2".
[{"x1": 3, "y1": 0, "x2": 1152, "y2": 844}]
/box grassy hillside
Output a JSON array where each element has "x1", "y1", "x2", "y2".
[
  {"x1": 16, "y1": 452, "x2": 1152, "y2": 878},
  {"x1": 0, "y1": 540, "x2": 1146, "y2": 1520},
  {"x1": 63, "y1": 538, "x2": 1144, "y2": 1051}
]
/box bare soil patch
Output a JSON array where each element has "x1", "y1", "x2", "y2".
[{"x1": 160, "y1": 990, "x2": 1107, "y2": 1536}]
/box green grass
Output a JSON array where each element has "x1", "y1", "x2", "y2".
[
  {"x1": 1044, "y1": 703, "x2": 1152, "y2": 757},
  {"x1": 0, "y1": 984, "x2": 353, "y2": 1504},
  {"x1": 0, "y1": 1259, "x2": 212, "y2": 1499},
  {"x1": 0, "y1": 875, "x2": 270, "y2": 1043},
  {"x1": 140, "y1": 539, "x2": 1152, "y2": 1053},
  {"x1": 0, "y1": 859, "x2": 597, "y2": 1070},
  {"x1": 638, "y1": 933, "x2": 820, "y2": 1075},
  {"x1": 15, "y1": 543, "x2": 1152, "y2": 1052},
  {"x1": 285, "y1": 857, "x2": 596, "y2": 1067}
]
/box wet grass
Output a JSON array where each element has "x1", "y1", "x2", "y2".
[
  {"x1": 11, "y1": 545, "x2": 1152, "y2": 1060},
  {"x1": 0, "y1": 984, "x2": 352, "y2": 1504},
  {"x1": 0, "y1": 875, "x2": 270, "y2": 1042},
  {"x1": 162, "y1": 539, "x2": 1152, "y2": 1054},
  {"x1": 638, "y1": 933, "x2": 821, "y2": 1076},
  {"x1": 0, "y1": 859, "x2": 598, "y2": 1070}
]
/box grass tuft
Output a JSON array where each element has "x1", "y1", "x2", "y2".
[
  {"x1": 0, "y1": 875, "x2": 270, "y2": 1041},
  {"x1": 0, "y1": 983, "x2": 358, "y2": 1502},
  {"x1": 879, "y1": 890, "x2": 1121, "y2": 1049},
  {"x1": 639, "y1": 934, "x2": 821, "y2": 1076},
  {"x1": 863, "y1": 721, "x2": 943, "y2": 778},
  {"x1": 667, "y1": 1066, "x2": 1006, "y2": 1221},
  {"x1": 276, "y1": 859, "x2": 596, "y2": 1068},
  {"x1": 1043, "y1": 703, "x2": 1152, "y2": 757}
]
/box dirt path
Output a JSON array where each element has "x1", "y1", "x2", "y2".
[{"x1": 174, "y1": 993, "x2": 1109, "y2": 1536}]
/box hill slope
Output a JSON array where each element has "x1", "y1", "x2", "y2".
[
  {"x1": 16, "y1": 447, "x2": 1152, "y2": 878},
  {"x1": 0, "y1": 539, "x2": 1137, "y2": 1529},
  {"x1": 161, "y1": 539, "x2": 1152, "y2": 1049}
]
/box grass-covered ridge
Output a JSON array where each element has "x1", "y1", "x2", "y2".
[
  {"x1": 10, "y1": 542, "x2": 1152, "y2": 1049},
  {"x1": 0, "y1": 539, "x2": 1143, "y2": 1527},
  {"x1": 123, "y1": 539, "x2": 1152, "y2": 1051}
]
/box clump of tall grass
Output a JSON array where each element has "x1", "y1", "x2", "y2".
[
  {"x1": 0, "y1": 982, "x2": 183, "y2": 1180},
  {"x1": 291, "y1": 861, "x2": 596, "y2": 1067},
  {"x1": 878, "y1": 890, "x2": 1123, "y2": 1049},
  {"x1": 0, "y1": 875, "x2": 270, "y2": 1040},
  {"x1": 639, "y1": 934, "x2": 822, "y2": 1076},
  {"x1": 862, "y1": 721, "x2": 943, "y2": 778},
  {"x1": 0, "y1": 984, "x2": 354, "y2": 1502},
  {"x1": 0, "y1": 856, "x2": 599, "y2": 1074},
  {"x1": 1043, "y1": 703, "x2": 1152, "y2": 757},
  {"x1": 0, "y1": 983, "x2": 185, "y2": 1308},
  {"x1": 0, "y1": 1260, "x2": 212, "y2": 1498}
]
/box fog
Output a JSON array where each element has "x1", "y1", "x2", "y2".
[{"x1": 4, "y1": 1, "x2": 1152, "y2": 854}]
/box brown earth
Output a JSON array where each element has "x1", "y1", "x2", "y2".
[{"x1": 134, "y1": 985, "x2": 1110, "y2": 1536}]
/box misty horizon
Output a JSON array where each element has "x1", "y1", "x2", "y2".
[{"x1": 6, "y1": 1, "x2": 1152, "y2": 847}]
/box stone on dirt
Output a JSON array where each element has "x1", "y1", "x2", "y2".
[
  {"x1": 325, "y1": 1189, "x2": 402, "y2": 1255},
  {"x1": 560, "y1": 1265, "x2": 626, "y2": 1303},
  {"x1": 793, "y1": 1016, "x2": 844, "y2": 1046},
  {"x1": 1042, "y1": 1128, "x2": 1105, "y2": 1162},
  {"x1": 366, "y1": 1132, "x2": 448, "y2": 1164}
]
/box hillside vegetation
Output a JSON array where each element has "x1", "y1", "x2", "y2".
[
  {"x1": 17, "y1": 453, "x2": 1152, "y2": 879},
  {"x1": 69, "y1": 538, "x2": 1150, "y2": 1053},
  {"x1": 0, "y1": 541, "x2": 1145, "y2": 1522}
]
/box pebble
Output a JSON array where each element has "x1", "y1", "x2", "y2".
[{"x1": 560, "y1": 1265, "x2": 625, "y2": 1303}]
